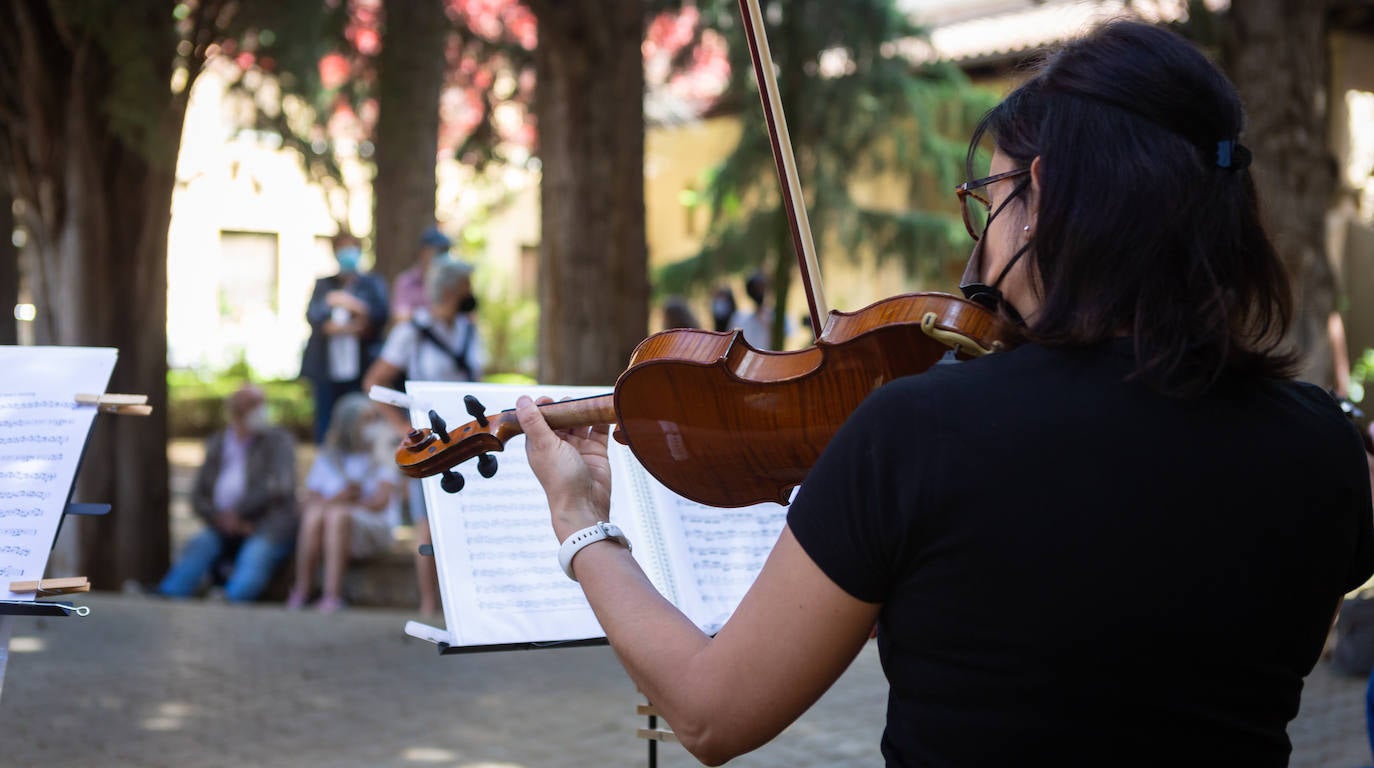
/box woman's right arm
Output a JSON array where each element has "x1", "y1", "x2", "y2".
[
  {"x1": 516, "y1": 398, "x2": 880, "y2": 765},
  {"x1": 362, "y1": 325, "x2": 413, "y2": 435},
  {"x1": 575, "y1": 525, "x2": 880, "y2": 765}
]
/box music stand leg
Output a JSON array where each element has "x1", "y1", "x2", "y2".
[{"x1": 648, "y1": 712, "x2": 657, "y2": 768}]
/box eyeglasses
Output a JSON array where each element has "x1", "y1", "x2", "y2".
[{"x1": 955, "y1": 168, "x2": 1030, "y2": 241}]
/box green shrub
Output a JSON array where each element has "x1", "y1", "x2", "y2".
[{"x1": 168, "y1": 368, "x2": 314, "y2": 441}]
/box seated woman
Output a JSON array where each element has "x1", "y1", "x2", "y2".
[{"x1": 287, "y1": 393, "x2": 398, "y2": 612}]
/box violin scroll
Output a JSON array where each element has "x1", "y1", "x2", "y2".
[{"x1": 394, "y1": 393, "x2": 619, "y2": 489}]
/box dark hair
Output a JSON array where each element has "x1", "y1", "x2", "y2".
[
  {"x1": 969, "y1": 20, "x2": 1294, "y2": 396},
  {"x1": 662, "y1": 296, "x2": 701, "y2": 329},
  {"x1": 711, "y1": 286, "x2": 737, "y2": 332},
  {"x1": 332, "y1": 231, "x2": 361, "y2": 251},
  {"x1": 745, "y1": 271, "x2": 769, "y2": 307}
]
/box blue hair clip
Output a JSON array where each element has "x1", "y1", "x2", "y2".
[
  {"x1": 1216, "y1": 140, "x2": 1234, "y2": 168},
  {"x1": 1216, "y1": 139, "x2": 1250, "y2": 170}
]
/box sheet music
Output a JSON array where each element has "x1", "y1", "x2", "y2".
[
  {"x1": 407, "y1": 383, "x2": 611, "y2": 647},
  {"x1": 672, "y1": 501, "x2": 787, "y2": 633},
  {"x1": 0, "y1": 347, "x2": 117, "y2": 601},
  {"x1": 404, "y1": 381, "x2": 784, "y2": 649},
  {"x1": 617, "y1": 456, "x2": 787, "y2": 634}
]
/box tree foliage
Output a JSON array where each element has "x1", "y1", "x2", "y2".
[
  {"x1": 0, "y1": 0, "x2": 320, "y2": 585},
  {"x1": 225, "y1": 0, "x2": 538, "y2": 236},
  {"x1": 657, "y1": 0, "x2": 997, "y2": 345}
]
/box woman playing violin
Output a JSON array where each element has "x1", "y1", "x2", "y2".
[{"x1": 516, "y1": 21, "x2": 1374, "y2": 766}]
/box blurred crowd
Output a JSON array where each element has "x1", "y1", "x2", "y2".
[
  {"x1": 155, "y1": 225, "x2": 482, "y2": 617},
  {"x1": 149, "y1": 225, "x2": 816, "y2": 618}
]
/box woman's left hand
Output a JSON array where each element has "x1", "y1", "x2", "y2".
[{"x1": 515, "y1": 395, "x2": 613, "y2": 541}]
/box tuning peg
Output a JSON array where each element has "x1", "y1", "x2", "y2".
[
  {"x1": 464, "y1": 395, "x2": 489, "y2": 428},
  {"x1": 429, "y1": 410, "x2": 449, "y2": 442},
  {"x1": 477, "y1": 453, "x2": 498, "y2": 479},
  {"x1": 402, "y1": 429, "x2": 435, "y2": 453},
  {"x1": 440, "y1": 468, "x2": 465, "y2": 493}
]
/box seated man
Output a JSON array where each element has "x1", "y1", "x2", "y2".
[{"x1": 158, "y1": 384, "x2": 298, "y2": 601}]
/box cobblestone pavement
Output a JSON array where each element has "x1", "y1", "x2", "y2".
[{"x1": 0, "y1": 594, "x2": 1369, "y2": 767}]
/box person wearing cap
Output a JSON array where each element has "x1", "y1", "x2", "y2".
[
  {"x1": 392, "y1": 226, "x2": 452, "y2": 325},
  {"x1": 157, "y1": 384, "x2": 298, "y2": 602},
  {"x1": 363, "y1": 256, "x2": 484, "y2": 616}
]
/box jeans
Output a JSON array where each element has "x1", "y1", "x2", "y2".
[
  {"x1": 1366, "y1": 670, "x2": 1374, "y2": 762},
  {"x1": 311, "y1": 378, "x2": 362, "y2": 444},
  {"x1": 159, "y1": 528, "x2": 292, "y2": 602}
]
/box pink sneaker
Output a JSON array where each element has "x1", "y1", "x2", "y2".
[
  {"x1": 316, "y1": 596, "x2": 344, "y2": 614},
  {"x1": 285, "y1": 589, "x2": 308, "y2": 611}
]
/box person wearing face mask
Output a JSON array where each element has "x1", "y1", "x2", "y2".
[
  {"x1": 512, "y1": 21, "x2": 1374, "y2": 766},
  {"x1": 363, "y1": 255, "x2": 483, "y2": 616},
  {"x1": 300, "y1": 232, "x2": 390, "y2": 444},
  {"x1": 157, "y1": 384, "x2": 298, "y2": 602}
]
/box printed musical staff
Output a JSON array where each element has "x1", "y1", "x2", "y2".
[
  {"x1": 0, "y1": 347, "x2": 117, "y2": 601},
  {"x1": 405, "y1": 381, "x2": 788, "y2": 649}
]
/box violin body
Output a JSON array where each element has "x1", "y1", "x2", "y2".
[
  {"x1": 614, "y1": 292, "x2": 1010, "y2": 506},
  {"x1": 393, "y1": 292, "x2": 1010, "y2": 507}
]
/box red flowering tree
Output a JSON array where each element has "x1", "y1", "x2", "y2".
[{"x1": 233, "y1": 0, "x2": 541, "y2": 278}]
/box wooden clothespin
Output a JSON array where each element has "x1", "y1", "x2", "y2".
[
  {"x1": 635, "y1": 699, "x2": 679, "y2": 744},
  {"x1": 8, "y1": 576, "x2": 91, "y2": 595},
  {"x1": 75, "y1": 393, "x2": 153, "y2": 416}
]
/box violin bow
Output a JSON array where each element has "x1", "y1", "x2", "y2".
[{"x1": 736, "y1": 0, "x2": 828, "y2": 330}]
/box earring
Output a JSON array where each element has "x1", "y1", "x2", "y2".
[{"x1": 1022, "y1": 225, "x2": 1031, "y2": 232}]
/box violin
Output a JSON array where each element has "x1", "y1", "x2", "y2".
[{"x1": 394, "y1": 0, "x2": 1016, "y2": 506}]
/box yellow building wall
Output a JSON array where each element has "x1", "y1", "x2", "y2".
[{"x1": 641, "y1": 113, "x2": 981, "y2": 346}]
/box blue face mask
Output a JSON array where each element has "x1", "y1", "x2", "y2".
[{"x1": 336, "y1": 246, "x2": 362, "y2": 274}]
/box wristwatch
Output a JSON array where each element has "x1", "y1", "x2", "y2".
[{"x1": 558, "y1": 521, "x2": 632, "y2": 581}]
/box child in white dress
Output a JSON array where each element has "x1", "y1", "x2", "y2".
[{"x1": 287, "y1": 393, "x2": 398, "y2": 612}]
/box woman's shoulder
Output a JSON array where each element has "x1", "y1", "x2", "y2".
[
  {"x1": 1255, "y1": 378, "x2": 1359, "y2": 436},
  {"x1": 407, "y1": 307, "x2": 434, "y2": 328},
  {"x1": 352, "y1": 271, "x2": 388, "y2": 297},
  {"x1": 844, "y1": 346, "x2": 1039, "y2": 430},
  {"x1": 882, "y1": 343, "x2": 1054, "y2": 397}
]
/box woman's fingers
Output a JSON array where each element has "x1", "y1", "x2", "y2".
[
  {"x1": 517, "y1": 394, "x2": 609, "y2": 452},
  {"x1": 515, "y1": 395, "x2": 558, "y2": 450}
]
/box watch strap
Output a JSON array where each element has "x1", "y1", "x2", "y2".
[{"x1": 558, "y1": 521, "x2": 630, "y2": 581}]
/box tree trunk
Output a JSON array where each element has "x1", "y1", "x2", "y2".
[
  {"x1": 528, "y1": 0, "x2": 649, "y2": 384},
  {"x1": 0, "y1": 184, "x2": 16, "y2": 346},
  {"x1": 372, "y1": 0, "x2": 447, "y2": 281},
  {"x1": 1228, "y1": 1, "x2": 1337, "y2": 386},
  {"x1": 0, "y1": 2, "x2": 187, "y2": 587}
]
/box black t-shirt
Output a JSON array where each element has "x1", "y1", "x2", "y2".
[{"x1": 788, "y1": 340, "x2": 1374, "y2": 767}]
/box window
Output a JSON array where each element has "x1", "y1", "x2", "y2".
[{"x1": 218, "y1": 230, "x2": 279, "y2": 321}]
